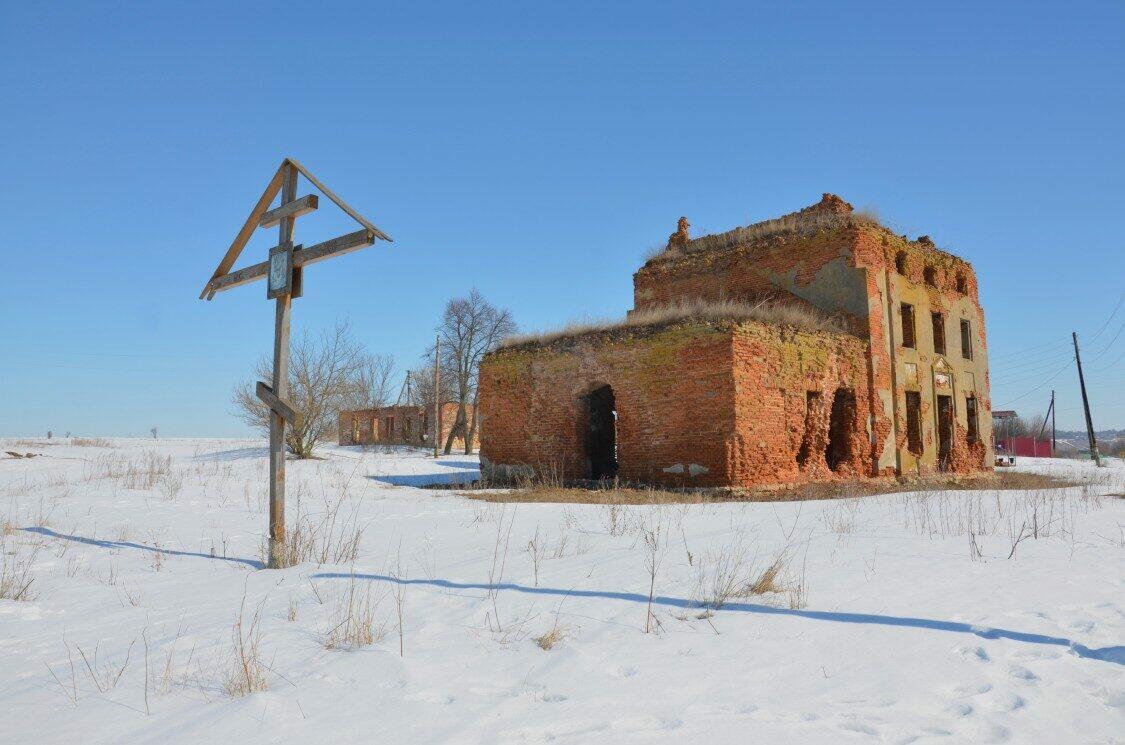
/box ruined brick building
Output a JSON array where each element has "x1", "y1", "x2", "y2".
[
  {"x1": 338, "y1": 403, "x2": 471, "y2": 450},
  {"x1": 478, "y1": 194, "x2": 993, "y2": 488}
]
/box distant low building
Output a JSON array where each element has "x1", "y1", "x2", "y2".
[{"x1": 338, "y1": 403, "x2": 472, "y2": 450}]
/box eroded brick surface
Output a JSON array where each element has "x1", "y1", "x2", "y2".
[{"x1": 480, "y1": 195, "x2": 993, "y2": 488}]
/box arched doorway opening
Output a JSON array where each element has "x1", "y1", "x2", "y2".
[
  {"x1": 825, "y1": 387, "x2": 856, "y2": 472},
  {"x1": 583, "y1": 384, "x2": 618, "y2": 480}
]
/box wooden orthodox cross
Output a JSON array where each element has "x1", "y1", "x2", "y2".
[{"x1": 200, "y1": 158, "x2": 391, "y2": 568}]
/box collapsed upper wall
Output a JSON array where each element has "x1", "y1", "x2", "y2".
[{"x1": 634, "y1": 194, "x2": 981, "y2": 331}]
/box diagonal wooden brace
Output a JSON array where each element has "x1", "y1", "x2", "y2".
[{"x1": 256, "y1": 381, "x2": 302, "y2": 428}]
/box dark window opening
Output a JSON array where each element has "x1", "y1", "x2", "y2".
[
  {"x1": 901, "y1": 303, "x2": 916, "y2": 349},
  {"x1": 960, "y1": 320, "x2": 973, "y2": 359},
  {"x1": 905, "y1": 391, "x2": 923, "y2": 455},
  {"x1": 966, "y1": 395, "x2": 979, "y2": 443},
  {"x1": 956, "y1": 272, "x2": 968, "y2": 294},
  {"x1": 931, "y1": 312, "x2": 946, "y2": 355},
  {"x1": 826, "y1": 388, "x2": 857, "y2": 472},
  {"x1": 937, "y1": 395, "x2": 954, "y2": 470},
  {"x1": 795, "y1": 391, "x2": 821, "y2": 468},
  {"x1": 923, "y1": 266, "x2": 937, "y2": 287},
  {"x1": 894, "y1": 251, "x2": 908, "y2": 275},
  {"x1": 584, "y1": 385, "x2": 618, "y2": 480}
]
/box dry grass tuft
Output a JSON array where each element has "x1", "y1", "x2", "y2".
[
  {"x1": 223, "y1": 597, "x2": 269, "y2": 698},
  {"x1": 645, "y1": 200, "x2": 883, "y2": 263},
  {"x1": 71, "y1": 437, "x2": 114, "y2": 448},
  {"x1": 465, "y1": 470, "x2": 1080, "y2": 506},
  {"x1": 534, "y1": 621, "x2": 569, "y2": 651},
  {"x1": 322, "y1": 579, "x2": 384, "y2": 650},
  {"x1": 498, "y1": 299, "x2": 845, "y2": 351},
  {"x1": 746, "y1": 555, "x2": 786, "y2": 596},
  {"x1": 1, "y1": 539, "x2": 40, "y2": 601}
]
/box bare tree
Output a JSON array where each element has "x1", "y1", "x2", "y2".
[
  {"x1": 232, "y1": 320, "x2": 380, "y2": 458},
  {"x1": 434, "y1": 289, "x2": 516, "y2": 454},
  {"x1": 343, "y1": 353, "x2": 397, "y2": 412}
]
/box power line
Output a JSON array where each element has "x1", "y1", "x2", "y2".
[{"x1": 994, "y1": 358, "x2": 1073, "y2": 409}]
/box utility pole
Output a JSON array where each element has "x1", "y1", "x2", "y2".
[
  {"x1": 1072, "y1": 332, "x2": 1102, "y2": 467},
  {"x1": 1037, "y1": 390, "x2": 1055, "y2": 457},
  {"x1": 1051, "y1": 389, "x2": 1056, "y2": 455},
  {"x1": 433, "y1": 334, "x2": 441, "y2": 459}
]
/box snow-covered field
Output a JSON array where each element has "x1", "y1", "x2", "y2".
[{"x1": 1, "y1": 438, "x2": 1122, "y2": 744}]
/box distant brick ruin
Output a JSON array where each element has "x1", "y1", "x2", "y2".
[
  {"x1": 478, "y1": 194, "x2": 993, "y2": 489},
  {"x1": 339, "y1": 403, "x2": 471, "y2": 450}
]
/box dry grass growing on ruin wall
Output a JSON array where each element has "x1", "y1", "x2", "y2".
[
  {"x1": 497, "y1": 299, "x2": 845, "y2": 351},
  {"x1": 647, "y1": 207, "x2": 884, "y2": 264}
]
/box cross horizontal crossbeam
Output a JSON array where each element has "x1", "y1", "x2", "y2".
[
  {"x1": 260, "y1": 194, "x2": 318, "y2": 229},
  {"x1": 204, "y1": 229, "x2": 375, "y2": 298},
  {"x1": 256, "y1": 381, "x2": 302, "y2": 427}
]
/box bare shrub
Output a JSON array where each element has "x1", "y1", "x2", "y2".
[{"x1": 233, "y1": 320, "x2": 391, "y2": 459}]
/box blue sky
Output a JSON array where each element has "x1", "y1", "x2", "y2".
[{"x1": 1, "y1": 1, "x2": 1122, "y2": 437}]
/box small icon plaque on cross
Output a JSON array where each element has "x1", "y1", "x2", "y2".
[{"x1": 267, "y1": 243, "x2": 296, "y2": 299}]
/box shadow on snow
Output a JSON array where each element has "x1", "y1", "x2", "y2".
[
  {"x1": 311, "y1": 571, "x2": 1125, "y2": 666},
  {"x1": 24, "y1": 527, "x2": 263, "y2": 569},
  {"x1": 369, "y1": 470, "x2": 479, "y2": 487}
]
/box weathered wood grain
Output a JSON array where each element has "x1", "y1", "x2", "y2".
[
  {"x1": 256, "y1": 381, "x2": 302, "y2": 427},
  {"x1": 259, "y1": 194, "x2": 319, "y2": 229},
  {"x1": 198, "y1": 161, "x2": 285, "y2": 299},
  {"x1": 206, "y1": 229, "x2": 375, "y2": 296},
  {"x1": 285, "y1": 158, "x2": 393, "y2": 242}
]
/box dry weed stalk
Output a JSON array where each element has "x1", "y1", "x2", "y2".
[
  {"x1": 1, "y1": 538, "x2": 40, "y2": 601},
  {"x1": 322, "y1": 577, "x2": 383, "y2": 650},
  {"x1": 223, "y1": 595, "x2": 269, "y2": 697}
]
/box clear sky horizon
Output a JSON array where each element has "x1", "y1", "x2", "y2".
[{"x1": 2, "y1": 2, "x2": 1123, "y2": 438}]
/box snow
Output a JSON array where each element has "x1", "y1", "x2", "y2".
[{"x1": 1, "y1": 438, "x2": 1122, "y2": 744}]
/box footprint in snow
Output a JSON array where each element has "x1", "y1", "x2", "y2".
[
  {"x1": 608, "y1": 665, "x2": 637, "y2": 678},
  {"x1": 1007, "y1": 664, "x2": 1038, "y2": 682},
  {"x1": 945, "y1": 702, "x2": 974, "y2": 718},
  {"x1": 1092, "y1": 687, "x2": 1125, "y2": 709},
  {"x1": 955, "y1": 645, "x2": 991, "y2": 662},
  {"x1": 988, "y1": 694, "x2": 1025, "y2": 713},
  {"x1": 837, "y1": 720, "x2": 879, "y2": 736}
]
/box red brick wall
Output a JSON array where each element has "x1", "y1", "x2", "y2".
[
  {"x1": 479, "y1": 323, "x2": 736, "y2": 487},
  {"x1": 729, "y1": 323, "x2": 874, "y2": 486}
]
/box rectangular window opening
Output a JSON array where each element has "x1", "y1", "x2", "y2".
[
  {"x1": 960, "y1": 320, "x2": 973, "y2": 360},
  {"x1": 905, "y1": 391, "x2": 923, "y2": 455},
  {"x1": 966, "y1": 395, "x2": 979, "y2": 443},
  {"x1": 931, "y1": 312, "x2": 946, "y2": 355},
  {"x1": 901, "y1": 303, "x2": 916, "y2": 349}
]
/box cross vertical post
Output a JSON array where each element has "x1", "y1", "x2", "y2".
[{"x1": 268, "y1": 162, "x2": 298, "y2": 567}]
